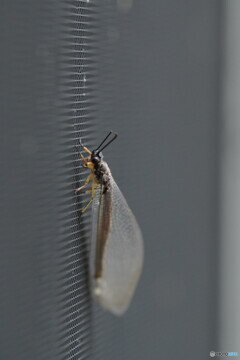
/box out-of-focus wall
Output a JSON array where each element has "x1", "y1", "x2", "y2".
[{"x1": 220, "y1": 0, "x2": 240, "y2": 351}]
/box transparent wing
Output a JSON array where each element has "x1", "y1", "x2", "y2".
[{"x1": 91, "y1": 175, "x2": 144, "y2": 316}]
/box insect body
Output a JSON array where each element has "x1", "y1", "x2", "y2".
[{"x1": 77, "y1": 132, "x2": 144, "y2": 315}]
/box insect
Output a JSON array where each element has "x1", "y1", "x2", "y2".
[{"x1": 76, "y1": 131, "x2": 144, "y2": 315}]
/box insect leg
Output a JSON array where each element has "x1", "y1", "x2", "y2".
[
  {"x1": 82, "y1": 145, "x2": 92, "y2": 155},
  {"x1": 85, "y1": 183, "x2": 99, "y2": 193},
  {"x1": 77, "y1": 136, "x2": 92, "y2": 155},
  {"x1": 81, "y1": 178, "x2": 98, "y2": 213},
  {"x1": 79, "y1": 153, "x2": 89, "y2": 168},
  {"x1": 76, "y1": 173, "x2": 93, "y2": 193}
]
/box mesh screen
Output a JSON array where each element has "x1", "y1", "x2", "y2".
[
  {"x1": 0, "y1": 1, "x2": 221, "y2": 360},
  {"x1": 0, "y1": 1, "x2": 97, "y2": 359}
]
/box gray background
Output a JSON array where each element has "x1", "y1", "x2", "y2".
[
  {"x1": 220, "y1": 0, "x2": 240, "y2": 352},
  {"x1": 0, "y1": 0, "x2": 221, "y2": 359}
]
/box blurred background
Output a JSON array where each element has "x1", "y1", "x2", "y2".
[{"x1": 0, "y1": 0, "x2": 239, "y2": 359}]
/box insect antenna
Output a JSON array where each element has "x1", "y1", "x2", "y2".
[
  {"x1": 95, "y1": 132, "x2": 118, "y2": 154},
  {"x1": 95, "y1": 131, "x2": 113, "y2": 151}
]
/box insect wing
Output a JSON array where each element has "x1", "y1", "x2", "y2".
[{"x1": 91, "y1": 176, "x2": 144, "y2": 315}]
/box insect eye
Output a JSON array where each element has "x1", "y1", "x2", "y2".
[{"x1": 91, "y1": 152, "x2": 103, "y2": 164}]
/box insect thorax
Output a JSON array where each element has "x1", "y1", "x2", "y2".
[{"x1": 94, "y1": 160, "x2": 111, "y2": 192}]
